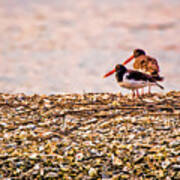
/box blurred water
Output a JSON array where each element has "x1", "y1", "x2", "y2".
[{"x1": 0, "y1": 0, "x2": 179, "y2": 94}]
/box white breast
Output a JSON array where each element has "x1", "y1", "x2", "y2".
[{"x1": 118, "y1": 73, "x2": 149, "y2": 90}]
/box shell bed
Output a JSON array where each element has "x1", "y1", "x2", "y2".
[{"x1": 0, "y1": 92, "x2": 179, "y2": 179}]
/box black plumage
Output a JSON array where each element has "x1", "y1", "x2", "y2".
[{"x1": 115, "y1": 64, "x2": 164, "y2": 90}]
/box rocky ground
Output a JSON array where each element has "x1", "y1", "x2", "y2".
[{"x1": 0, "y1": 91, "x2": 179, "y2": 179}]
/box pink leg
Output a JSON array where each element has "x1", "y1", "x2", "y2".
[
  {"x1": 132, "y1": 90, "x2": 135, "y2": 99},
  {"x1": 136, "y1": 89, "x2": 140, "y2": 98},
  {"x1": 141, "y1": 88, "x2": 144, "y2": 96},
  {"x1": 148, "y1": 85, "x2": 151, "y2": 95}
]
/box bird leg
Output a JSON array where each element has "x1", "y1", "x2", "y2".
[
  {"x1": 132, "y1": 90, "x2": 135, "y2": 99},
  {"x1": 136, "y1": 89, "x2": 140, "y2": 98},
  {"x1": 141, "y1": 88, "x2": 144, "y2": 96},
  {"x1": 148, "y1": 85, "x2": 151, "y2": 95}
]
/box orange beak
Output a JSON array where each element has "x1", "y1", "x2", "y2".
[
  {"x1": 103, "y1": 68, "x2": 116, "y2": 78},
  {"x1": 103, "y1": 54, "x2": 134, "y2": 78},
  {"x1": 122, "y1": 55, "x2": 134, "y2": 65}
]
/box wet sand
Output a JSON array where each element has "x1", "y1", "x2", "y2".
[{"x1": 0, "y1": 0, "x2": 179, "y2": 94}]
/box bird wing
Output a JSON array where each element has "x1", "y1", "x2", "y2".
[
  {"x1": 146, "y1": 56, "x2": 160, "y2": 75},
  {"x1": 127, "y1": 70, "x2": 155, "y2": 82},
  {"x1": 127, "y1": 70, "x2": 164, "y2": 89},
  {"x1": 133, "y1": 55, "x2": 147, "y2": 70}
]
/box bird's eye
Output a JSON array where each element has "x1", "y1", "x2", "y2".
[{"x1": 115, "y1": 64, "x2": 121, "y2": 70}]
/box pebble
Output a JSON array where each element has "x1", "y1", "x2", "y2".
[
  {"x1": 172, "y1": 164, "x2": 180, "y2": 171},
  {"x1": 88, "y1": 168, "x2": 97, "y2": 177},
  {"x1": 45, "y1": 172, "x2": 59, "y2": 178},
  {"x1": 169, "y1": 140, "x2": 180, "y2": 148}
]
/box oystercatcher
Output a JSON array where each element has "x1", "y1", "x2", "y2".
[
  {"x1": 103, "y1": 64, "x2": 164, "y2": 98},
  {"x1": 122, "y1": 49, "x2": 164, "y2": 94}
]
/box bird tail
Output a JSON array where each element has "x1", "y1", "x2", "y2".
[
  {"x1": 155, "y1": 82, "x2": 164, "y2": 90},
  {"x1": 152, "y1": 75, "x2": 164, "y2": 81}
]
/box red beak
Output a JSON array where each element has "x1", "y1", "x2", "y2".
[
  {"x1": 103, "y1": 68, "x2": 116, "y2": 78},
  {"x1": 122, "y1": 55, "x2": 134, "y2": 65},
  {"x1": 103, "y1": 54, "x2": 134, "y2": 78}
]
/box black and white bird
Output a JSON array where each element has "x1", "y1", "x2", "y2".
[{"x1": 103, "y1": 64, "x2": 164, "y2": 97}]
